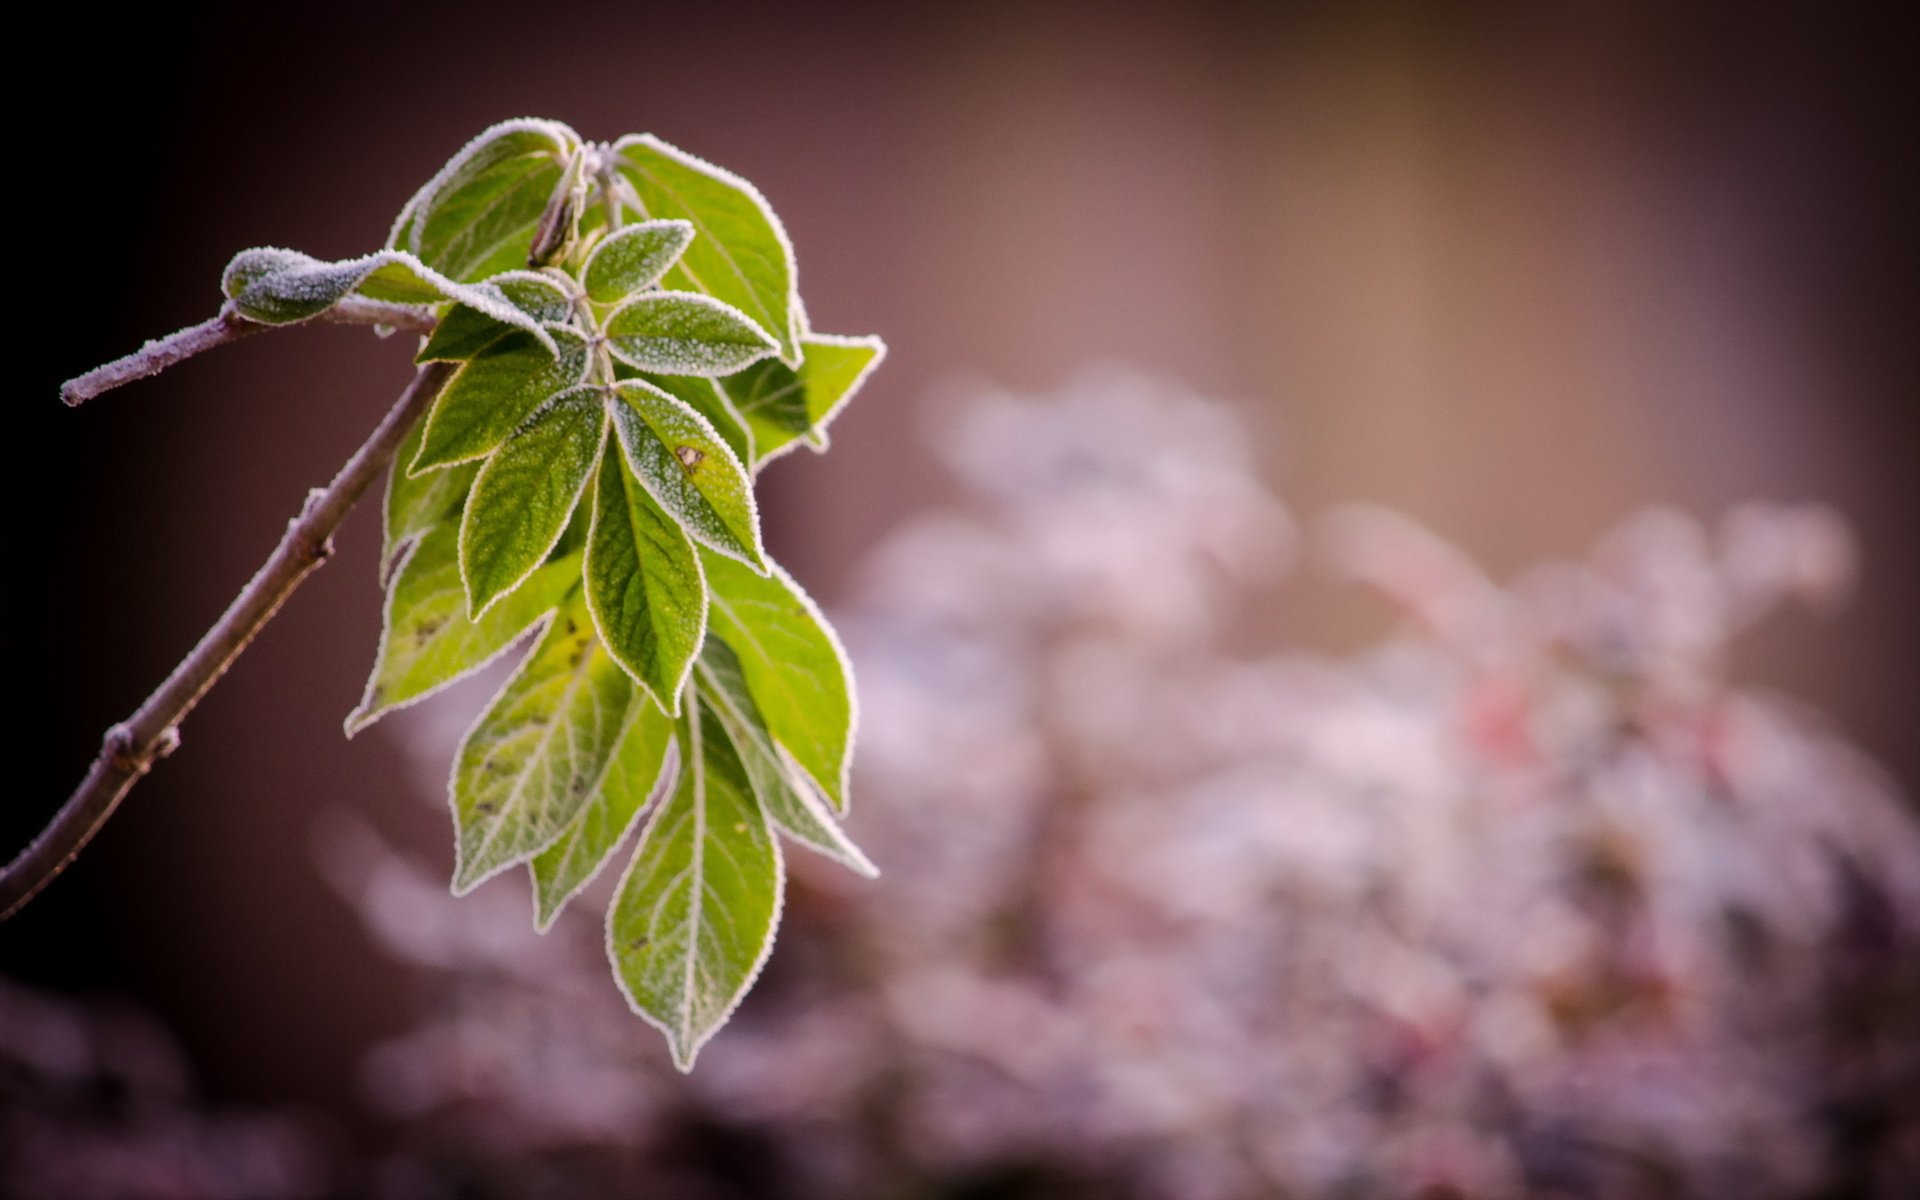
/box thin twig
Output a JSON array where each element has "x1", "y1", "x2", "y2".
[
  {"x1": 1, "y1": 361, "x2": 457, "y2": 920},
  {"x1": 61, "y1": 299, "x2": 437, "y2": 407}
]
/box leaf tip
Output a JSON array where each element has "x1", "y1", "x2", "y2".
[
  {"x1": 667, "y1": 1033, "x2": 702, "y2": 1073},
  {"x1": 531, "y1": 892, "x2": 561, "y2": 934}
]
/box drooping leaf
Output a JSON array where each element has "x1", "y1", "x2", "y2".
[
  {"x1": 413, "y1": 326, "x2": 590, "y2": 471},
  {"x1": 460, "y1": 387, "x2": 607, "y2": 615},
  {"x1": 717, "y1": 334, "x2": 887, "y2": 467},
  {"x1": 347, "y1": 522, "x2": 578, "y2": 734},
  {"x1": 450, "y1": 597, "x2": 635, "y2": 893},
  {"x1": 582, "y1": 219, "x2": 695, "y2": 304},
  {"x1": 608, "y1": 696, "x2": 782, "y2": 1071},
  {"x1": 605, "y1": 292, "x2": 778, "y2": 377},
  {"x1": 584, "y1": 445, "x2": 707, "y2": 712},
  {"x1": 609, "y1": 379, "x2": 765, "y2": 569},
  {"x1": 611, "y1": 134, "x2": 800, "y2": 363},
  {"x1": 392, "y1": 119, "x2": 578, "y2": 283},
  {"x1": 697, "y1": 641, "x2": 875, "y2": 877},
  {"x1": 419, "y1": 271, "x2": 575, "y2": 362},
  {"x1": 701, "y1": 551, "x2": 854, "y2": 811},
  {"x1": 383, "y1": 405, "x2": 479, "y2": 576},
  {"x1": 221, "y1": 248, "x2": 553, "y2": 351},
  {"x1": 631, "y1": 371, "x2": 752, "y2": 469},
  {"x1": 529, "y1": 696, "x2": 677, "y2": 930}
]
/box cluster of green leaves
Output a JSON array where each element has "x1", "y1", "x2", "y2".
[{"x1": 223, "y1": 119, "x2": 883, "y2": 1069}]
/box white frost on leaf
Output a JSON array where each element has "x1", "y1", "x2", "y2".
[{"x1": 222, "y1": 247, "x2": 556, "y2": 353}]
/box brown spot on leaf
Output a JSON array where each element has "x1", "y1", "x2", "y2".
[{"x1": 675, "y1": 445, "x2": 705, "y2": 472}]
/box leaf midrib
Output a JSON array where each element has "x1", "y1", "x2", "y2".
[{"x1": 466, "y1": 630, "x2": 605, "y2": 874}]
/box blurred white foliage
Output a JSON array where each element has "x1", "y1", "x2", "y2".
[{"x1": 335, "y1": 365, "x2": 1918, "y2": 1199}]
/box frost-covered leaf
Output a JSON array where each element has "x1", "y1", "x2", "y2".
[
  {"x1": 611, "y1": 135, "x2": 800, "y2": 364},
  {"x1": 608, "y1": 696, "x2": 782, "y2": 1071},
  {"x1": 718, "y1": 334, "x2": 887, "y2": 467},
  {"x1": 221, "y1": 248, "x2": 552, "y2": 350},
  {"x1": 585, "y1": 445, "x2": 707, "y2": 712},
  {"x1": 701, "y1": 551, "x2": 854, "y2": 811},
  {"x1": 451, "y1": 597, "x2": 633, "y2": 893},
  {"x1": 698, "y1": 641, "x2": 875, "y2": 877},
  {"x1": 605, "y1": 292, "x2": 778, "y2": 377},
  {"x1": 631, "y1": 372, "x2": 752, "y2": 469},
  {"x1": 413, "y1": 326, "x2": 590, "y2": 471},
  {"x1": 347, "y1": 522, "x2": 577, "y2": 734},
  {"x1": 582, "y1": 219, "x2": 695, "y2": 304},
  {"x1": 383, "y1": 407, "x2": 478, "y2": 576},
  {"x1": 529, "y1": 696, "x2": 676, "y2": 930},
  {"x1": 419, "y1": 271, "x2": 574, "y2": 363},
  {"x1": 460, "y1": 387, "x2": 607, "y2": 615},
  {"x1": 609, "y1": 379, "x2": 765, "y2": 569},
  {"x1": 392, "y1": 119, "x2": 578, "y2": 283}
]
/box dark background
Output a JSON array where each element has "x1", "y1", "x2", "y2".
[{"x1": 11, "y1": 0, "x2": 1917, "y2": 1137}]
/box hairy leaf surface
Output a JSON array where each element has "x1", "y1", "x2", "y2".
[
  {"x1": 698, "y1": 642, "x2": 875, "y2": 876},
  {"x1": 585, "y1": 446, "x2": 706, "y2": 712},
  {"x1": 718, "y1": 334, "x2": 886, "y2": 466},
  {"x1": 608, "y1": 699, "x2": 782, "y2": 1071},
  {"x1": 384, "y1": 409, "x2": 478, "y2": 576},
  {"x1": 414, "y1": 326, "x2": 590, "y2": 471},
  {"x1": 222, "y1": 247, "x2": 553, "y2": 350},
  {"x1": 419, "y1": 271, "x2": 575, "y2": 362},
  {"x1": 611, "y1": 134, "x2": 799, "y2": 363},
  {"x1": 348, "y1": 523, "x2": 577, "y2": 733},
  {"x1": 609, "y1": 379, "x2": 765, "y2": 569},
  {"x1": 393, "y1": 119, "x2": 577, "y2": 282},
  {"x1": 605, "y1": 292, "x2": 778, "y2": 377},
  {"x1": 701, "y1": 551, "x2": 854, "y2": 810},
  {"x1": 582, "y1": 219, "x2": 695, "y2": 303},
  {"x1": 529, "y1": 697, "x2": 677, "y2": 930},
  {"x1": 631, "y1": 372, "x2": 751, "y2": 469},
  {"x1": 451, "y1": 598, "x2": 633, "y2": 893},
  {"x1": 460, "y1": 387, "x2": 606, "y2": 615}
]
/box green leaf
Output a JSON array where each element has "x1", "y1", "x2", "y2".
[
  {"x1": 413, "y1": 326, "x2": 590, "y2": 471},
  {"x1": 221, "y1": 248, "x2": 553, "y2": 351},
  {"x1": 528, "y1": 696, "x2": 677, "y2": 931},
  {"x1": 608, "y1": 696, "x2": 782, "y2": 1071},
  {"x1": 605, "y1": 292, "x2": 778, "y2": 377},
  {"x1": 391, "y1": 119, "x2": 578, "y2": 282},
  {"x1": 611, "y1": 134, "x2": 800, "y2": 363},
  {"x1": 718, "y1": 334, "x2": 887, "y2": 467},
  {"x1": 450, "y1": 597, "x2": 635, "y2": 893},
  {"x1": 347, "y1": 522, "x2": 578, "y2": 734},
  {"x1": 460, "y1": 387, "x2": 607, "y2": 615},
  {"x1": 701, "y1": 551, "x2": 854, "y2": 811},
  {"x1": 418, "y1": 271, "x2": 575, "y2": 363},
  {"x1": 609, "y1": 379, "x2": 765, "y2": 569},
  {"x1": 631, "y1": 371, "x2": 752, "y2": 469},
  {"x1": 585, "y1": 445, "x2": 707, "y2": 713},
  {"x1": 697, "y1": 641, "x2": 875, "y2": 877},
  {"x1": 383, "y1": 406, "x2": 478, "y2": 576},
  {"x1": 582, "y1": 219, "x2": 695, "y2": 304}
]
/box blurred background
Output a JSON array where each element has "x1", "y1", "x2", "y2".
[{"x1": 9, "y1": 2, "x2": 1918, "y2": 1197}]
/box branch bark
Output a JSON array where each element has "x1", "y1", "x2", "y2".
[
  {"x1": 1, "y1": 360, "x2": 456, "y2": 919},
  {"x1": 61, "y1": 299, "x2": 437, "y2": 407}
]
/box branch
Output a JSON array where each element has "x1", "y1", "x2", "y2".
[
  {"x1": 61, "y1": 299, "x2": 438, "y2": 407},
  {"x1": 1, "y1": 361, "x2": 457, "y2": 920}
]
